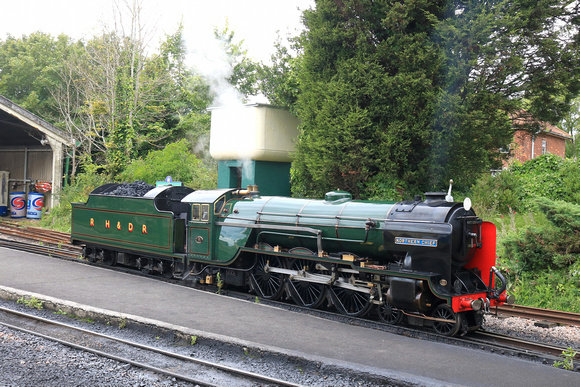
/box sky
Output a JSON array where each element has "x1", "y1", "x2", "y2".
[{"x1": 0, "y1": 0, "x2": 315, "y2": 63}]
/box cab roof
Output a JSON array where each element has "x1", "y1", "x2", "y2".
[{"x1": 181, "y1": 189, "x2": 233, "y2": 204}]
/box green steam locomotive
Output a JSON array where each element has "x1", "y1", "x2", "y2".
[{"x1": 71, "y1": 182, "x2": 512, "y2": 336}]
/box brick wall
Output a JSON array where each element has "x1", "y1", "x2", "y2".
[{"x1": 507, "y1": 130, "x2": 567, "y2": 165}]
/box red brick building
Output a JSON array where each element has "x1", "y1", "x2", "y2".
[{"x1": 503, "y1": 112, "x2": 572, "y2": 167}]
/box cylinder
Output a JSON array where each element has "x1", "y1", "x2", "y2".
[
  {"x1": 27, "y1": 193, "x2": 44, "y2": 219},
  {"x1": 10, "y1": 192, "x2": 26, "y2": 218}
]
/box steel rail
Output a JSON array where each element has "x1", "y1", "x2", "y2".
[
  {"x1": 0, "y1": 220, "x2": 71, "y2": 238},
  {"x1": 0, "y1": 238, "x2": 82, "y2": 260},
  {"x1": 470, "y1": 330, "x2": 580, "y2": 361},
  {"x1": 0, "y1": 221, "x2": 72, "y2": 247},
  {"x1": 0, "y1": 306, "x2": 303, "y2": 387},
  {"x1": 496, "y1": 304, "x2": 580, "y2": 327}
]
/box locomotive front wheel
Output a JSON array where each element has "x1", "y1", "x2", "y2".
[
  {"x1": 287, "y1": 258, "x2": 327, "y2": 309},
  {"x1": 250, "y1": 254, "x2": 286, "y2": 300},
  {"x1": 378, "y1": 302, "x2": 404, "y2": 325},
  {"x1": 431, "y1": 304, "x2": 461, "y2": 336},
  {"x1": 329, "y1": 272, "x2": 372, "y2": 317}
]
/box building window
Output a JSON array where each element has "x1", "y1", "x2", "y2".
[{"x1": 541, "y1": 139, "x2": 547, "y2": 155}]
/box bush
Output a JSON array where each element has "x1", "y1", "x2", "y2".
[
  {"x1": 501, "y1": 198, "x2": 580, "y2": 272},
  {"x1": 510, "y1": 154, "x2": 580, "y2": 206},
  {"x1": 470, "y1": 171, "x2": 524, "y2": 215},
  {"x1": 510, "y1": 270, "x2": 580, "y2": 313},
  {"x1": 119, "y1": 139, "x2": 217, "y2": 189},
  {"x1": 470, "y1": 155, "x2": 580, "y2": 217},
  {"x1": 39, "y1": 170, "x2": 108, "y2": 232}
]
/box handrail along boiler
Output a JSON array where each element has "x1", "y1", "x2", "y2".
[{"x1": 71, "y1": 181, "x2": 513, "y2": 336}]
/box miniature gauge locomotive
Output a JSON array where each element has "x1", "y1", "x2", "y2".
[{"x1": 71, "y1": 182, "x2": 513, "y2": 336}]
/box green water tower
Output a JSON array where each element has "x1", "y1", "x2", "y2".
[{"x1": 209, "y1": 104, "x2": 300, "y2": 196}]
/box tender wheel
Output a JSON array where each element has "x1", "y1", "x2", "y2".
[
  {"x1": 378, "y1": 302, "x2": 404, "y2": 325},
  {"x1": 139, "y1": 258, "x2": 151, "y2": 273},
  {"x1": 83, "y1": 247, "x2": 96, "y2": 263},
  {"x1": 161, "y1": 261, "x2": 174, "y2": 279},
  {"x1": 97, "y1": 249, "x2": 116, "y2": 266},
  {"x1": 328, "y1": 271, "x2": 372, "y2": 317},
  {"x1": 250, "y1": 254, "x2": 286, "y2": 300},
  {"x1": 431, "y1": 304, "x2": 461, "y2": 336},
  {"x1": 287, "y1": 258, "x2": 327, "y2": 308}
]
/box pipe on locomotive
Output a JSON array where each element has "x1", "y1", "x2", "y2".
[
  {"x1": 234, "y1": 185, "x2": 260, "y2": 197},
  {"x1": 488, "y1": 266, "x2": 507, "y2": 300}
]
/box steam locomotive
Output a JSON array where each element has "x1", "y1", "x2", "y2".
[{"x1": 71, "y1": 182, "x2": 513, "y2": 336}]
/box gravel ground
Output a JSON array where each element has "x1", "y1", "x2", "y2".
[
  {"x1": 0, "y1": 325, "x2": 190, "y2": 387},
  {"x1": 484, "y1": 314, "x2": 580, "y2": 349}
]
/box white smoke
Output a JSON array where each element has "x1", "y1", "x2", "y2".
[
  {"x1": 184, "y1": 26, "x2": 257, "y2": 188},
  {"x1": 185, "y1": 28, "x2": 244, "y2": 108}
]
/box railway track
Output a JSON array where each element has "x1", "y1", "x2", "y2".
[
  {"x1": 0, "y1": 305, "x2": 302, "y2": 387},
  {"x1": 0, "y1": 220, "x2": 82, "y2": 260},
  {"x1": 496, "y1": 304, "x2": 580, "y2": 327},
  {"x1": 468, "y1": 330, "x2": 580, "y2": 362},
  {"x1": 0, "y1": 220, "x2": 72, "y2": 246}
]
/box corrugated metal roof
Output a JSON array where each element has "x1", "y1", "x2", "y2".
[{"x1": 0, "y1": 94, "x2": 72, "y2": 146}]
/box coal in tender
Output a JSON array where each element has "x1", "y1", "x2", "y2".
[{"x1": 107, "y1": 181, "x2": 155, "y2": 197}]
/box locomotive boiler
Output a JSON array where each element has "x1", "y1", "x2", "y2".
[{"x1": 71, "y1": 182, "x2": 513, "y2": 336}]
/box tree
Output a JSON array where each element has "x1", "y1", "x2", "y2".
[
  {"x1": 260, "y1": 37, "x2": 302, "y2": 113},
  {"x1": 559, "y1": 97, "x2": 580, "y2": 159},
  {"x1": 271, "y1": 0, "x2": 580, "y2": 198},
  {"x1": 52, "y1": 1, "x2": 185, "y2": 176},
  {"x1": 0, "y1": 32, "x2": 74, "y2": 121}
]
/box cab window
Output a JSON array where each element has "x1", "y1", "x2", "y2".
[
  {"x1": 201, "y1": 204, "x2": 210, "y2": 221},
  {"x1": 192, "y1": 204, "x2": 200, "y2": 220},
  {"x1": 215, "y1": 196, "x2": 226, "y2": 214}
]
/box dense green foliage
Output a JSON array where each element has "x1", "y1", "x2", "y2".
[
  {"x1": 503, "y1": 198, "x2": 580, "y2": 272},
  {"x1": 37, "y1": 140, "x2": 217, "y2": 232},
  {"x1": 466, "y1": 154, "x2": 580, "y2": 312},
  {"x1": 261, "y1": 0, "x2": 580, "y2": 199},
  {"x1": 0, "y1": 32, "x2": 74, "y2": 121},
  {"x1": 0, "y1": 13, "x2": 258, "y2": 179},
  {"x1": 471, "y1": 154, "x2": 580, "y2": 215},
  {"x1": 496, "y1": 198, "x2": 580, "y2": 312},
  {"x1": 119, "y1": 139, "x2": 216, "y2": 189}
]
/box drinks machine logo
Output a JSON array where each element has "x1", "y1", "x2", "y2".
[{"x1": 11, "y1": 196, "x2": 25, "y2": 210}]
